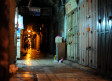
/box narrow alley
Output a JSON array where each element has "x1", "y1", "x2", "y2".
[
  {"x1": 10, "y1": 49, "x2": 109, "y2": 81},
  {"x1": 0, "y1": 0, "x2": 112, "y2": 81}
]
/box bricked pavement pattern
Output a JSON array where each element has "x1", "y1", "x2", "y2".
[{"x1": 9, "y1": 49, "x2": 110, "y2": 81}]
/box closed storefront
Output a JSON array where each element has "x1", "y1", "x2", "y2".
[
  {"x1": 98, "y1": 0, "x2": 112, "y2": 77},
  {"x1": 66, "y1": 0, "x2": 78, "y2": 62},
  {"x1": 78, "y1": 0, "x2": 98, "y2": 68}
]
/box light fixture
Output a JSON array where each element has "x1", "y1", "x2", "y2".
[
  {"x1": 28, "y1": 30, "x2": 31, "y2": 32},
  {"x1": 109, "y1": 16, "x2": 112, "y2": 26},
  {"x1": 109, "y1": 20, "x2": 111, "y2": 26},
  {"x1": 103, "y1": 20, "x2": 105, "y2": 26},
  {"x1": 68, "y1": 28, "x2": 72, "y2": 31},
  {"x1": 40, "y1": 27, "x2": 41, "y2": 30}
]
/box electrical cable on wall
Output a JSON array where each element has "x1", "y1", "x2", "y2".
[{"x1": 28, "y1": 0, "x2": 31, "y2": 8}]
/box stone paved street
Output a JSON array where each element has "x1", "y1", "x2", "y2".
[{"x1": 9, "y1": 49, "x2": 110, "y2": 81}]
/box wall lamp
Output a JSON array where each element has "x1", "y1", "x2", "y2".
[{"x1": 68, "y1": 28, "x2": 72, "y2": 31}]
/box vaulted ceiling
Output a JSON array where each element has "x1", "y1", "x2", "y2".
[
  {"x1": 16, "y1": 0, "x2": 64, "y2": 30},
  {"x1": 17, "y1": 0, "x2": 59, "y2": 7},
  {"x1": 17, "y1": 0, "x2": 62, "y2": 16}
]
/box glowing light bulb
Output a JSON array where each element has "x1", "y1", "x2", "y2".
[
  {"x1": 28, "y1": 30, "x2": 31, "y2": 32},
  {"x1": 109, "y1": 20, "x2": 111, "y2": 26}
]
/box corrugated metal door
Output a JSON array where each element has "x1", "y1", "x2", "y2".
[
  {"x1": 66, "y1": 9, "x2": 78, "y2": 62},
  {"x1": 78, "y1": 0, "x2": 97, "y2": 68},
  {"x1": 87, "y1": 0, "x2": 98, "y2": 68},
  {"x1": 79, "y1": 1, "x2": 87, "y2": 66},
  {"x1": 66, "y1": 14, "x2": 71, "y2": 60},
  {"x1": 98, "y1": 0, "x2": 112, "y2": 77},
  {"x1": 72, "y1": 9, "x2": 78, "y2": 62}
]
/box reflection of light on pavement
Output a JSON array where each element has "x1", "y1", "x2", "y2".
[
  {"x1": 26, "y1": 49, "x2": 32, "y2": 66},
  {"x1": 24, "y1": 74, "x2": 30, "y2": 77}
]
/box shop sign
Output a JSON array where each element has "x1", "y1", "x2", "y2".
[{"x1": 29, "y1": 7, "x2": 40, "y2": 16}]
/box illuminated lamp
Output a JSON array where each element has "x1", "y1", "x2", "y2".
[
  {"x1": 40, "y1": 27, "x2": 41, "y2": 30},
  {"x1": 103, "y1": 20, "x2": 105, "y2": 26},
  {"x1": 28, "y1": 30, "x2": 31, "y2": 32},
  {"x1": 68, "y1": 28, "x2": 72, "y2": 31},
  {"x1": 109, "y1": 16, "x2": 112, "y2": 26},
  {"x1": 42, "y1": 24, "x2": 44, "y2": 27},
  {"x1": 109, "y1": 20, "x2": 111, "y2": 26}
]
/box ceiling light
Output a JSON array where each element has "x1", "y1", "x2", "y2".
[{"x1": 28, "y1": 30, "x2": 31, "y2": 32}]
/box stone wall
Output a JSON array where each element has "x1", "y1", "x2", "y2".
[
  {"x1": 0, "y1": 0, "x2": 16, "y2": 80},
  {"x1": 9, "y1": 0, "x2": 16, "y2": 64},
  {"x1": 0, "y1": 0, "x2": 10, "y2": 80},
  {"x1": 49, "y1": 4, "x2": 65, "y2": 54}
]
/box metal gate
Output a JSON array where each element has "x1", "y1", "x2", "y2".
[
  {"x1": 78, "y1": 0, "x2": 98, "y2": 68},
  {"x1": 98, "y1": 0, "x2": 112, "y2": 77},
  {"x1": 66, "y1": 9, "x2": 78, "y2": 62}
]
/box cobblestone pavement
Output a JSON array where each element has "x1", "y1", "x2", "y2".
[{"x1": 9, "y1": 49, "x2": 110, "y2": 81}]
